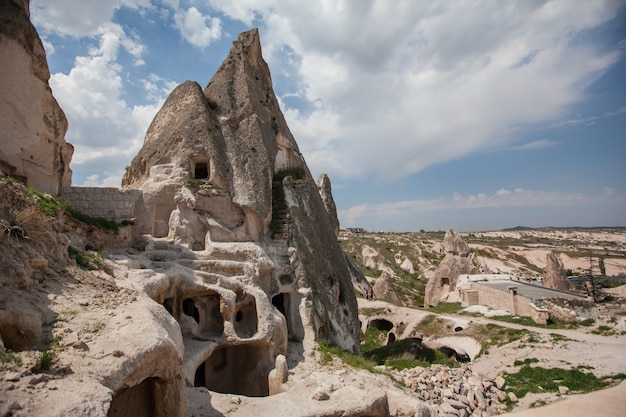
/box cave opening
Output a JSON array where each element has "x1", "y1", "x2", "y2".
[
  {"x1": 183, "y1": 298, "x2": 200, "y2": 324},
  {"x1": 271, "y1": 291, "x2": 304, "y2": 341},
  {"x1": 194, "y1": 344, "x2": 272, "y2": 397},
  {"x1": 107, "y1": 378, "x2": 157, "y2": 417},
  {"x1": 368, "y1": 318, "x2": 394, "y2": 332},
  {"x1": 194, "y1": 162, "x2": 209, "y2": 179}
]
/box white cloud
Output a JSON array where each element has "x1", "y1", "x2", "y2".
[
  {"x1": 81, "y1": 174, "x2": 123, "y2": 187},
  {"x1": 47, "y1": 22, "x2": 171, "y2": 185},
  {"x1": 31, "y1": 0, "x2": 151, "y2": 37},
  {"x1": 206, "y1": 0, "x2": 624, "y2": 181},
  {"x1": 510, "y1": 139, "x2": 559, "y2": 151},
  {"x1": 173, "y1": 7, "x2": 222, "y2": 47},
  {"x1": 339, "y1": 188, "x2": 591, "y2": 227}
]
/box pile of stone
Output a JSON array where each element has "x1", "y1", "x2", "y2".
[{"x1": 397, "y1": 364, "x2": 515, "y2": 416}]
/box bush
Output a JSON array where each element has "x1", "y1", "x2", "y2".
[{"x1": 35, "y1": 350, "x2": 55, "y2": 371}]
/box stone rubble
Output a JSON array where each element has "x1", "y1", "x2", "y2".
[{"x1": 397, "y1": 364, "x2": 511, "y2": 416}]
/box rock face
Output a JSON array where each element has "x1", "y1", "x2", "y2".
[
  {"x1": 0, "y1": 0, "x2": 73, "y2": 195},
  {"x1": 424, "y1": 229, "x2": 477, "y2": 307},
  {"x1": 122, "y1": 27, "x2": 359, "y2": 372},
  {"x1": 316, "y1": 173, "x2": 340, "y2": 237},
  {"x1": 442, "y1": 228, "x2": 470, "y2": 257},
  {"x1": 544, "y1": 252, "x2": 571, "y2": 291},
  {"x1": 373, "y1": 271, "x2": 403, "y2": 306}
]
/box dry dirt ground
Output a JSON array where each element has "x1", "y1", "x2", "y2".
[{"x1": 358, "y1": 297, "x2": 626, "y2": 415}]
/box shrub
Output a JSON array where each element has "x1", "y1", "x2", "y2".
[{"x1": 35, "y1": 350, "x2": 55, "y2": 371}]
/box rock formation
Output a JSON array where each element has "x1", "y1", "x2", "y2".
[
  {"x1": 0, "y1": 0, "x2": 73, "y2": 195},
  {"x1": 373, "y1": 271, "x2": 403, "y2": 306},
  {"x1": 442, "y1": 228, "x2": 470, "y2": 256},
  {"x1": 118, "y1": 28, "x2": 360, "y2": 399},
  {"x1": 424, "y1": 229, "x2": 477, "y2": 307},
  {"x1": 544, "y1": 252, "x2": 571, "y2": 291},
  {"x1": 317, "y1": 173, "x2": 340, "y2": 237}
]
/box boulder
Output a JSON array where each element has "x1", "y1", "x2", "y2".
[{"x1": 373, "y1": 271, "x2": 404, "y2": 305}]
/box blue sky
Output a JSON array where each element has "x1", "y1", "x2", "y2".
[{"x1": 31, "y1": 0, "x2": 626, "y2": 232}]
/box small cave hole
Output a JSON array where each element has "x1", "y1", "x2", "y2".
[
  {"x1": 454, "y1": 326, "x2": 463, "y2": 332},
  {"x1": 236, "y1": 311, "x2": 243, "y2": 322},
  {"x1": 183, "y1": 298, "x2": 200, "y2": 324},
  {"x1": 163, "y1": 298, "x2": 174, "y2": 316},
  {"x1": 194, "y1": 162, "x2": 208, "y2": 179}
]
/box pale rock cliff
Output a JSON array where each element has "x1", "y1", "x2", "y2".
[
  {"x1": 0, "y1": 0, "x2": 73, "y2": 195},
  {"x1": 544, "y1": 252, "x2": 571, "y2": 291},
  {"x1": 120, "y1": 29, "x2": 360, "y2": 399},
  {"x1": 424, "y1": 229, "x2": 477, "y2": 307}
]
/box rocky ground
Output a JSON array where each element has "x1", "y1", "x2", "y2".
[
  {"x1": 340, "y1": 228, "x2": 626, "y2": 307},
  {"x1": 358, "y1": 297, "x2": 626, "y2": 415}
]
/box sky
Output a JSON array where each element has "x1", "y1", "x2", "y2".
[{"x1": 30, "y1": 0, "x2": 626, "y2": 232}]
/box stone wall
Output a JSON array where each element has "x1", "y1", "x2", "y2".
[
  {"x1": 470, "y1": 282, "x2": 533, "y2": 317},
  {"x1": 63, "y1": 187, "x2": 142, "y2": 221}
]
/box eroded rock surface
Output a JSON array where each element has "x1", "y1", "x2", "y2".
[
  {"x1": 543, "y1": 252, "x2": 571, "y2": 291},
  {"x1": 116, "y1": 27, "x2": 360, "y2": 405},
  {"x1": 424, "y1": 229, "x2": 477, "y2": 307},
  {"x1": 0, "y1": 0, "x2": 73, "y2": 195},
  {"x1": 373, "y1": 271, "x2": 403, "y2": 306}
]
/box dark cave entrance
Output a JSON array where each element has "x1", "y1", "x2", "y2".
[
  {"x1": 272, "y1": 291, "x2": 304, "y2": 341},
  {"x1": 194, "y1": 344, "x2": 272, "y2": 397},
  {"x1": 108, "y1": 378, "x2": 156, "y2": 417},
  {"x1": 194, "y1": 162, "x2": 209, "y2": 179},
  {"x1": 368, "y1": 318, "x2": 394, "y2": 332},
  {"x1": 182, "y1": 298, "x2": 200, "y2": 323}
]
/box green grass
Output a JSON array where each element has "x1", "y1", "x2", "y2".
[
  {"x1": 359, "y1": 307, "x2": 387, "y2": 316},
  {"x1": 504, "y1": 366, "x2": 611, "y2": 398},
  {"x1": 592, "y1": 325, "x2": 617, "y2": 336},
  {"x1": 65, "y1": 207, "x2": 131, "y2": 234},
  {"x1": 79, "y1": 321, "x2": 106, "y2": 336},
  {"x1": 35, "y1": 350, "x2": 55, "y2": 372},
  {"x1": 427, "y1": 302, "x2": 464, "y2": 314},
  {"x1": 22, "y1": 183, "x2": 132, "y2": 234},
  {"x1": 514, "y1": 358, "x2": 540, "y2": 367},
  {"x1": 68, "y1": 246, "x2": 104, "y2": 270},
  {"x1": 1, "y1": 350, "x2": 22, "y2": 368},
  {"x1": 317, "y1": 340, "x2": 377, "y2": 372},
  {"x1": 365, "y1": 338, "x2": 459, "y2": 368}
]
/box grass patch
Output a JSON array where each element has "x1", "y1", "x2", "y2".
[
  {"x1": 592, "y1": 325, "x2": 617, "y2": 336},
  {"x1": 34, "y1": 350, "x2": 55, "y2": 372},
  {"x1": 57, "y1": 309, "x2": 79, "y2": 323},
  {"x1": 428, "y1": 302, "x2": 464, "y2": 314},
  {"x1": 68, "y1": 246, "x2": 104, "y2": 270},
  {"x1": 79, "y1": 321, "x2": 106, "y2": 336},
  {"x1": 514, "y1": 358, "x2": 540, "y2": 367},
  {"x1": 27, "y1": 187, "x2": 63, "y2": 216},
  {"x1": 65, "y1": 207, "x2": 131, "y2": 234},
  {"x1": 505, "y1": 366, "x2": 607, "y2": 398},
  {"x1": 365, "y1": 338, "x2": 459, "y2": 369},
  {"x1": 359, "y1": 307, "x2": 387, "y2": 316},
  {"x1": 549, "y1": 333, "x2": 572, "y2": 343},
  {"x1": 318, "y1": 340, "x2": 377, "y2": 372},
  {"x1": 1, "y1": 350, "x2": 22, "y2": 368}
]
